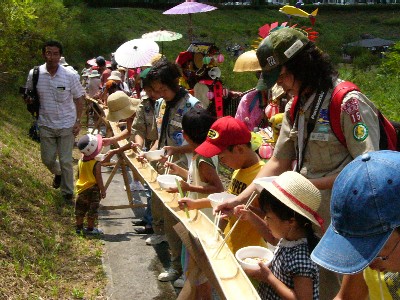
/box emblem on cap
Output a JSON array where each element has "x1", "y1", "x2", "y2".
[
  {"x1": 353, "y1": 123, "x2": 368, "y2": 141},
  {"x1": 266, "y1": 56, "x2": 277, "y2": 67},
  {"x1": 207, "y1": 129, "x2": 219, "y2": 140}
]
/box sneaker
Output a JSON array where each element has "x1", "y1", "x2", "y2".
[
  {"x1": 52, "y1": 174, "x2": 61, "y2": 189},
  {"x1": 173, "y1": 275, "x2": 185, "y2": 288},
  {"x1": 84, "y1": 227, "x2": 104, "y2": 235},
  {"x1": 158, "y1": 268, "x2": 180, "y2": 282},
  {"x1": 145, "y1": 234, "x2": 167, "y2": 245},
  {"x1": 134, "y1": 227, "x2": 154, "y2": 234}
]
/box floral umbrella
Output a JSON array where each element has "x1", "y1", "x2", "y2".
[
  {"x1": 163, "y1": 0, "x2": 217, "y2": 41},
  {"x1": 114, "y1": 39, "x2": 159, "y2": 69},
  {"x1": 142, "y1": 29, "x2": 183, "y2": 54}
]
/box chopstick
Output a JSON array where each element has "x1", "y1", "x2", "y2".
[
  {"x1": 213, "y1": 191, "x2": 258, "y2": 258},
  {"x1": 164, "y1": 155, "x2": 173, "y2": 175},
  {"x1": 175, "y1": 178, "x2": 190, "y2": 219},
  {"x1": 214, "y1": 211, "x2": 222, "y2": 240}
]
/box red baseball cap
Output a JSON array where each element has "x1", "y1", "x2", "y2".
[{"x1": 195, "y1": 116, "x2": 251, "y2": 158}]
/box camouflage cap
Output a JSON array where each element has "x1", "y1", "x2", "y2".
[{"x1": 256, "y1": 28, "x2": 309, "y2": 89}]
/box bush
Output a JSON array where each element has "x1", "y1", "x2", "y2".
[{"x1": 380, "y1": 42, "x2": 400, "y2": 77}]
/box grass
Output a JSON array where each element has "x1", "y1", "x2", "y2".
[
  {"x1": 0, "y1": 95, "x2": 106, "y2": 299},
  {"x1": 1, "y1": 5, "x2": 400, "y2": 299}
]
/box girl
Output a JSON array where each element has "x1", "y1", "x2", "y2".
[{"x1": 235, "y1": 171, "x2": 323, "y2": 300}]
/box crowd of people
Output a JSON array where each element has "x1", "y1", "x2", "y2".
[{"x1": 23, "y1": 26, "x2": 399, "y2": 300}]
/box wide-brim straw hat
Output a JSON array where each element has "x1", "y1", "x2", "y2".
[
  {"x1": 106, "y1": 91, "x2": 140, "y2": 122},
  {"x1": 256, "y1": 171, "x2": 324, "y2": 228},
  {"x1": 233, "y1": 50, "x2": 261, "y2": 72},
  {"x1": 108, "y1": 70, "x2": 122, "y2": 81}
]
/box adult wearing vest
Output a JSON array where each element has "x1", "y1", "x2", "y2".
[
  {"x1": 216, "y1": 28, "x2": 381, "y2": 299},
  {"x1": 145, "y1": 60, "x2": 203, "y2": 284}
]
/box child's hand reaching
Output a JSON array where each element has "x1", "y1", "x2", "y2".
[
  {"x1": 178, "y1": 197, "x2": 198, "y2": 210},
  {"x1": 164, "y1": 160, "x2": 179, "y2": 175},
  {"x1": 233, "y1": 204, "x2": 254, "y2": 221},
  {"x1": 100, "y1": 190, "x2": 106, "y2": 199}
]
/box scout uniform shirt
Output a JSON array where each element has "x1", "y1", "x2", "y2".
[
  {"x1": 131, "y1": 96, "x2": 158, "y2": 150},
  {"x1": 274, "y1": 78, "x2": 380, "y2": 224},
  {"x1": 155, "y1": 87, "x2": 202, "y2": 168},
  {"x1": 274, "y1": 78, "x2": 380, "y2": 179}
]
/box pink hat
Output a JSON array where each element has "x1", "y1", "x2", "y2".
[
  {"x1": 195, "y1": 116, "x2": 251, "y2": 158},
  {"x1": 77, "y1": 134, "x2": 103, "y2": 160}
]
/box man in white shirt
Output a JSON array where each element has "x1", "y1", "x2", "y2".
[{"x1": 25, "y1": 40, "x2": 85, "y2": 203}]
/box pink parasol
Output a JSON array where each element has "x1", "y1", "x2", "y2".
[{"x1": 163, "y1": 0, "x2": 217, "y2": 41}]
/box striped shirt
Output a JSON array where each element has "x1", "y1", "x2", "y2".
[{"x1": 26, "y1": 64, "x2": 85, "y2": 129}]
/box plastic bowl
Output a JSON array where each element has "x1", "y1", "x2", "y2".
[
  {"x1": 157, "y1": 174, "x2": 181, "y2": 190},
  {"x1": 253, "y1": 176, "x2": 278, "y2": 192},
  {"x1": 208, "y1": 192, "x2": 236, "y2": 209},
  {"x1": 143, "y1": 149, "x2": 165, "y2": 161},
  {"x1": 235, "y1": 246, "x2": 274, "y2": 271}
]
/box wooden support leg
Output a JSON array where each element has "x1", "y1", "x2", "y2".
[
  {"x1": 104, "y1": 159, "x2": 122, "y2": 191},
  {"x1": 120, "y1": 156, "x2": 133, "y2": 201}
]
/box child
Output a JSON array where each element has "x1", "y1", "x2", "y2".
[
  {"x1": 165, "y1": 107, "x2": 224, "y2": 295},
  {"x1": 235, "y1": 171, "x2": 322, "y2": 299},
  {"x1": 191, "y1": 116, "x2": 270, "y2": 253},
  {"x1": 75, "y1": 134, "x2": 106, "y2": 235}
]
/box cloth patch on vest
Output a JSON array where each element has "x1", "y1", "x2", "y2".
[
  {"x1": 342, "y1": 98, "x2": 361, "y2": 124},
  {"x1": 310, "y1": 132, "x2": 329, "y2": 142},
  {"x1": 353, "y1": 122, "x2": 368, "y2": 141},
  {"x1": 317, "y1": 109, "x2": 329, "y2": 125}
]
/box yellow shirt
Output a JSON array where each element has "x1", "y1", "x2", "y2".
[
  {"x1": 225, "y1": 160, "x2": 267, "y2": 253},
  {"x1": 75, "y1": 159, "x2": 97, "y2": 194},
  {"x1": 364, "y1": 267, "x2": 400, "y2": 300}
]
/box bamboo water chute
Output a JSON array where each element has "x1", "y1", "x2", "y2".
[{"x1": 107, "y1": 121, "x2": 261, "y2": 300}]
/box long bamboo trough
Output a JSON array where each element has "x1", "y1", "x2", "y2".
[{"x1": 108, "y1": 120, "x2": 261, "y2": 300}]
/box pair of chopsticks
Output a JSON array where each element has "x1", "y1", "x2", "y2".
[
  {"x1": 213, "y1": 191, "x2": 258, "y2": 258},
  {"x1": 214, "y1": 211, "x2": 222, "y2": 240},
  {"x1": 175, "y1": 178, "x2": 190, "y2": 219},
  {"x1": 164, "y1": 155, "x2": 173, "y2": 175}
]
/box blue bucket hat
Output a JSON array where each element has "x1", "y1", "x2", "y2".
[{"x1": 311, "y1": 151, "x2": 400, "y2": 274}]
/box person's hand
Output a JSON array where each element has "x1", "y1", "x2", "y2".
[
  {"x1": 245, "y1": 262, "x2": 273, "y2": 282},
  {"x1": 102, "y1": 150, "x2": 115, "y2": 163},
  {"x1": 166, "y1": 187, "x2": 178, "y2": 193},
  {"x1": 102, "y1": 138, "x2": 113, "y2": 147},
  {"x1": 100, "y1": 190, "x2": 106, "y2": 199},
  {"x1": 214, "y1": 196, "x2": 242, "y2": 218},
  {"x1": 163, "y1": 146, "x2": 177, "y2": 157},
  {"x1": 178, "y1": 197, "x2": 198, "y2": 210},
  {"x1": 164, "y1": 161, "x2": 179, "y2": 175},
  {"x1": 136, "y1": 152, "x2": 148, "y2": 164},
  {"x1": 233, "y1": 204, "x2": 254, "y2": 221},
  {"x1": 73, "y1": 121, "x2": 81, "y2": 136}
]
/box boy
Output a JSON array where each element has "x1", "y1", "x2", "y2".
[
  {"x1": 75, "y1": 134, "x2": 106, "y2": 235},
  {"x1": 182, "y1": 116, "x2": 268, "y2": 253}
]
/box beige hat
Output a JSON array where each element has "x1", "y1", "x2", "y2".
[
  {"x1": 255, "y1": 171, "x2": 324, "y2": 228},
  {"x1": 88, "y1": 70, "x2": 100, "y2": 78},
  {"x1": 233, "y1": 50, "x2": 261, "y2": 72},
  {"x1": 106, "y1": 91, "x2": 140, "y2": 122},
  {"x1": 59, "y1": 56, "x2": 69, "y2": 66},
  {"x1": 108, "y1": 70, "x2": 122, "y2": 81}
]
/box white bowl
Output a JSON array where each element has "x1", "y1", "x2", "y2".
[
  {"x1": 253, "y1": 176, "x2": 278, "y2": 192},
  {"x1": 235, "y1": 246, "x2": 274, "y2": 271},
  {"x1": 143, "y1": 149, "x2": 165, "y2": 161},
  {"x1": 157, "y1": 174, "x2": 181, "y2": 190},
  {"x1": 208, "y1": 192, "x2": 236, "y2": 209}
]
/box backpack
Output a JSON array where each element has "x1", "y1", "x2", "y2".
[
  {"x1": 289, "y1": 81, "x2": 399, "y2": 151},
  {"x1": 25, "y1": 66, "x2": 40, "y2": 119}
]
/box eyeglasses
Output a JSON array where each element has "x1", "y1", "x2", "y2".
[{"x1": 375, "y1": 237, "x2": 400, "y2": 261}]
